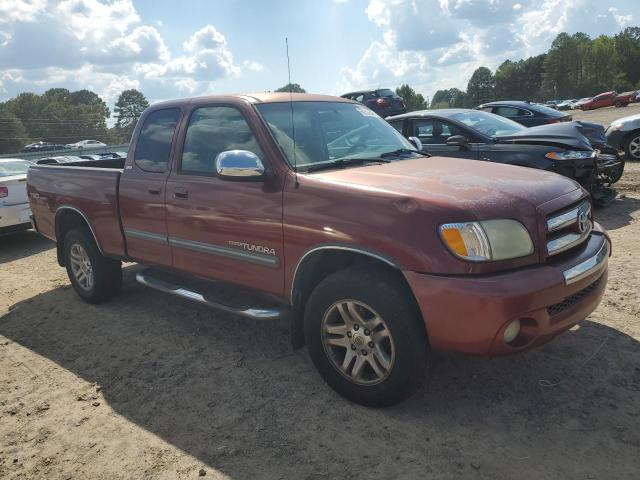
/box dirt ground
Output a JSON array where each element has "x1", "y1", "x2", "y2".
[{"x1": 1, "y1": 109, "x2": 639, "y2": 479}]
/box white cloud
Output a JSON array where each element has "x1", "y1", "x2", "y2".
[
  {"x1": 243, "y1": 60, "x2": 264, "y2": 72},
  {"x1": 340, "y1": 0, "x2": 638, "y2": 98},
  {"x1": 0, "y1": 0, "x2": 47, "y2": 23},
  {"x1": 0, "y1": 1, "x2": 252, "y2": 109}
]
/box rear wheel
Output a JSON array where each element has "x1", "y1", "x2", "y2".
[
  {"x1": 615, "y1": 100, "x2": 623, "y2": 108},
  {"x1": 624, "y1": 133, "x2": 640, "y2": 160},
  {"x1": 304, "y1": 267, "x2": 428, "y2": 407},
  {"x1": 63, "y1": 228, "x2": 122, "y2": 303}
]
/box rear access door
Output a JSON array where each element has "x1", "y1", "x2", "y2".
[
  {"x1": 164, "y1": 102, "x2": 284, "y2": 297},
  {"x1": 119, "y1": 107, "x2": 182, "y2": 266}
]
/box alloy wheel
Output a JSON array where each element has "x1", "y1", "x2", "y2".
[
  {"x1": 629, "y1": 136, "x2": 640, "y2": 160},
  {"x1": 69, "y1": 243, "x2": 94, "y2": 291},
  {"x1": 321, "y1": 300, "x2": 395, "y2": 385}
]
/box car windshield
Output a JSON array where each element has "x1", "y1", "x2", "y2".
[
  {"x1": 451, "y1": 111, "x2": 524, "y2": 137},
  {"x1": 377, "y1": 89, "x2": 395, "y2": 97},
  {"x1": 0, "y1": 160, "x2": 30, "y2": 177},
  {"x1": 256, "y1": 101, "x2": 416, "y2": 171}
]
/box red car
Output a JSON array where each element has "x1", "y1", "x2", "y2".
[
  {"x1": 580, "y1": 91, "x2": 632, "y2": 110},
  {"x1": 27, "y1": 93, "x2": 610, "y2": 406}
]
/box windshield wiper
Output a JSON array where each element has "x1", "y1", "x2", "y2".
[
  {"x1": 304, "y1": 158, "x2": 390, "y2": 173},
  {"x1": 380, "y1": 148, "x2": 430, "y2": 158}
]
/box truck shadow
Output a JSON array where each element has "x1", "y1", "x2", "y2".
[
  {"x1": 594, "y1": 194, "x2": 640, "y2": 231},
  {"x1": 1, "y1": 271, "x2": 639, "y2": 478},
  {"x1": 0, "y1": 229, "x2": 54, "y2": 264}
]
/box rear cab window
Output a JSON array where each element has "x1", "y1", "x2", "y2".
[{"x1": 134, "y1": 108, "x2": 181, "y2": 173}]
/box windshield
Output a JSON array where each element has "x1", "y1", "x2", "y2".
[
  {"x1": 451, "y1": 111, "x2": 524, "y2": 137},
  {"x1": 256, "y1": 101, "x2": 415, "y2": 170},
  {"x1": 0, "y1": 160, "x2": 30, "y2": 177}
]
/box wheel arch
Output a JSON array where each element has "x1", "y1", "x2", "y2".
[
  {"x1": 54, "y1": 206, "x2": 103, "y2": 266},
  {"x1": 289, "y1": 246, "x2": 422, "y2": 348}
]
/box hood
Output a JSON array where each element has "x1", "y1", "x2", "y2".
[
  {"x1": 609, "y1": 112, "x2": 640, "y2": 125},
  {"x1": 496, "y1": 122, "x2": 595, "y2": 150},
  {"x1": 309, "y1": 156, "x2": 580, "y2": 213}
]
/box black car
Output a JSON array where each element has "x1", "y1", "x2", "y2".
[
  {"x1": 341, "y1": 89, "x2": 406, "y2": 117},
  {"x1": 19, "y1": 142, "x2": 70, "y2": 153},
  {"x1": 476, "y1": 101, "x2": 571, "y2": 127},
  {"x1": 387, "y1": 109, "x2": 620, "y2": 204}
]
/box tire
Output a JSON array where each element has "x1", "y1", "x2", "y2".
[
  {"x1": 63, "y1": 228, "x2": 122, "y2": 303},
  {"x1": 615, "y1": 100, "x2": 623, "y2": 108},
  {"x1": 304, "y1": 267, "x2": 428, "y2": 407},
  {"x1": 624, "y1": 132, "x2": 640, "y2": 161}
]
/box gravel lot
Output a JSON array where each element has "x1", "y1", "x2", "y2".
[{"x1": 1, "y1": 107, "x2": 639, "y2": 479}]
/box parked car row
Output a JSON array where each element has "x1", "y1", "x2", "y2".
[{"x1": 18, "y1": 139, "x2": 107, "y2": 153}]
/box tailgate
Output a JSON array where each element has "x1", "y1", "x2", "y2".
[
  {"x1": 0, "y1": 175, "x2": 29, "y2": 206},
  {"x1": 28, "y1": 164, "x2": 126, "y2": 257}
]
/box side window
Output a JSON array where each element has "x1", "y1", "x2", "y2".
[
  {"x1": 478, "y1": 107, "x2": 493, "y2": 113},
  {"x1": 354, "y1": 94, "x2": 365, "y2": 103},
  {"x1": 134, "y1": 108, "x2": 180, "y2": 173},
  {"x1": 413, "y1": 119, "x2": 461, "y2": 144},
  {"x1": 494, "y1": 106, "x2": 520, "y2": 117},
  {"x1": 181, "y1": 106, "x2": 263, "y2": 175},
  {"x1": 517, "y1": 108, "x2": 533, "y2": 116},
  {"x1": 388, "y1": 120, "x2": 404, "y2": 133}
]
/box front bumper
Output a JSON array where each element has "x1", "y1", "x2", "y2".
[
  {"x1": 0, "y1": 202, "x2": 32, "y2": 230},
  {"x1": 404, "y1": 228, "x2": 609, "y2": 356}
]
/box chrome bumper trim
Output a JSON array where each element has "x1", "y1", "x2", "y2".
[{"x1": 563, "y1": 239, "x2": 609, "y2": 285}]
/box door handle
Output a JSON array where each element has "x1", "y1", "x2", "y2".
[
  {"x1": 148, "y1": 187, "x2": 161, "y2": 195},
  {"x1": 173, "y1": 187, "x2": 188, "y2": 199}
]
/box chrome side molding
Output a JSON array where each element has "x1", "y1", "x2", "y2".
[
  {"x1": 563, "y1": 239, "x2": 609, "y2": 285},
  {"x1": 135, "y1": 268, "x2": 285, "y2": 320}
]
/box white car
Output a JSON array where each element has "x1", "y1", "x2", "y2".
[
  {"x1": 0, "y1": 159, "x2": 32, "y2": 234},
  {"x1": 65, "y1": 139, "x2": 107, "y2": 149}
]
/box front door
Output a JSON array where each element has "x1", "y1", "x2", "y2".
[
  {"x1": 409, "y1": 118, "x2": 478, "y2": 159},
  {"x1": 119, "y1": 107, "x2": 181, "y2": 266},
  {"x1": 165, "y1": 104, "x2": 284, "y2": 297}
]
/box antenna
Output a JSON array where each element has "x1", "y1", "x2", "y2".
[{"x1": 286, "y1": 37, "x2": 298, "y2": 186}]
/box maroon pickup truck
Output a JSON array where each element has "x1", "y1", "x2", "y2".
[{"x1": 28, "y1": 93, "x2": 610, "y2": 406}]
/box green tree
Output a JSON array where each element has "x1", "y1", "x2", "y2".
[
  {"x1": 614, "y1": 27, "x2": 640, "y2": 87},
  {"x1": 467, "y1": 66, "x2": 495, "y2": 106},
  {"x1": 587, "y1": 35, "x2": 619, "y2": 93},
  {"x1": 114, "y1": 89, "x2": 149, "y2": 142},
  {"x1": 431, "y1": 88, "x2": 466, "y2": 108},
  {"x1": 395, "y1": 84, "x2": 428, "y2": 111},
  {"x1": 275, "y1": 83, "x2": 306, "y2": 93},
  {"x1": 0, "y1": 103, "x2": 29, "y2": 154}
]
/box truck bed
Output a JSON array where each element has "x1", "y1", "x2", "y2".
[{"x1": 27, "y1": 160, "x2": 127, "y2": 258}]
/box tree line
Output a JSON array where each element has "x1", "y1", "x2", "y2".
[
  {"x1": 0, "y1": 88, "x2": 149, "y2": 154},
  {"x1": 429, "y1": 27, "x2": 640, "y2": 109}
]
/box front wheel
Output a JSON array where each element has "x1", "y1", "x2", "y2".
[
  {"x1": 63, "y1": 228, "x2": 122, "y2": 303},
  {"x1": 304, "y1": 267, "x2": 428, "y2": 407}
]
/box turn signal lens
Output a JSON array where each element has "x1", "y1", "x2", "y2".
[
  {"x1": 439, "y1": 222, "x2": 491, "y2": 261},
  {"x1": 0, "y1": 186, "x2": 8, "y2": 198}
]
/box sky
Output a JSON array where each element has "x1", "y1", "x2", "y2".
[{"x1": 0, "y1": 0, "x2": 638, "y2": 112}]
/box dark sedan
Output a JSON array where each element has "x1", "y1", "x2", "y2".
[
  {"x1": 340, "y1": 89, "x2": 406, "y2": 117},
  {"x1": 386, "y1": 109, "x2": 614, "y2": 203},
  {"x1": 476, "y1": 101, "x2": 571, "y2": 127}
]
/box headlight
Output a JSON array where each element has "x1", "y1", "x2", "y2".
[
  {"x1": 545, "y1": 150, "x2": 596, "y2": 160},
  {"x1": 439, "y1": 220, "x2": 534, "y2": 262}
]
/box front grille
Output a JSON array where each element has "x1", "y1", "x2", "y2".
[
  {"x1": 546, "y1": 200, "x2": 592, "y2": 257},
  {"x1": 547, "y1": 274, "x2": 603, "y2": 318}
]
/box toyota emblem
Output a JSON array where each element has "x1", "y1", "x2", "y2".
[{"x1": 577, "y1": 210, "x2": 589, "y2": 233}]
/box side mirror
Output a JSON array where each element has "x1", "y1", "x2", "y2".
[
  {"x1": 407, "y1": 136, "x2": 423, "y2": 152},
  {"x1": 215, "y1": 150, "x2": 265, "y2": 180},
  {"x1": 446, "y1": 135, "x2": 470, "y2": 149}
]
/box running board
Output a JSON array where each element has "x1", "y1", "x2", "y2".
[{"x1": 135, "y1": 267, "x2": 286, "y2": 320}]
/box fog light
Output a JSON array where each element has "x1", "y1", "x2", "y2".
[{"x1": 503, "y1": 319, "x2": 521, "y2": 344}]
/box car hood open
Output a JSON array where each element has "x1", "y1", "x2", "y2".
[{"x1": 495, "y1": 121, "x2": 597, "y2": 150}]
